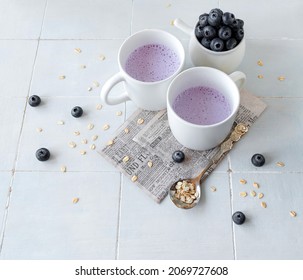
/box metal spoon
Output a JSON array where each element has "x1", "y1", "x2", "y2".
[{"x1": 169, "y1": 123, "x2": 248, "y2": 209}]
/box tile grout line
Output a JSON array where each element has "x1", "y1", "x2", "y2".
[
  {"x1": 130, "y1": 0, "x2": 134, "y2": 35},
  {"x1": 227, "y1": 155, "x2": 237, "y2": 260},
  {"x1": 115, "y1": 173, "x2": 123, "y2": 260},
  {"x1": 0, "y1": 0, "x2": 49, "y2": 255}
]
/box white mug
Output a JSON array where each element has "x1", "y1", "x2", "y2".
[
  {"x1": 101, "y1": 29, "x2": 185, "y2": 111},
  {"x1": 173, "y1": 18, "x2": 245, "y2": 74},
  {"x1": 167, "y1": 67, "x2": 246, "y2": 151}
]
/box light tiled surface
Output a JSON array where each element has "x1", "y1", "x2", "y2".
[{"x1": 0, "y1": 0, "x2": 302, "y2": 260}]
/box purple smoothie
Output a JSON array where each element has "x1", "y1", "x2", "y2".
[
  {"x1": 173, "y1": 86, "x2": 231, "y2": 125},
  {"x1": 125, "y1": 44, "x2": 180, "y2": 82}
]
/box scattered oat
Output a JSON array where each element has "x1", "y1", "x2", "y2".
[
  {"x1": 36, "y1": 128, "x2": 43, "y2": 133},
  {"x1": 250, "y1": 190, "x2": 256, "y2": 197},
  {"x1": 92, "y1": 135, "x2": 98, "y2": 141},
  {"x1": 107, "y1": 139, "x2": 114, "y2": 146},
  {"x1": 257, "y1": 60, "x2": 263, "y2": 66},
  {"x1": 57, "y1": 120, "x2": 65, "y2": 125},
  {"x1": 261, "y1": 201, "x2": 267, "y2": 208},
  {"x1": 87, "y1": 87, "x2": 93, "y2": 92},
  {"x1": 131, "y1": 175, "x2": 138, "y2": 182},
  {"x1": 166, "y1": 3, "x2": 172, "y2": 8},
  {"x1": 240, "y1": 179, "x2": 247, "y2": 185},
  {"x1": 87, "y1": 123, "x2": 94, "y2": 130},
  {"x1": 239, "y1": 192, "x2": 247, "y2": 197},
  {"x1": 80, "y1": 150, "x2": 86, "y2": 155},
  {"x1": 96, "y1": 104, "x2": 102, "y2": 110},
  {"x1": 74, "y1": 131, "x2": 80, "y2": 136},
  {"x1": 60, "y1": 165, "x2": 67, "y2": 173},
  {"x1": 137, "y1": 118, "x2": 144, "y2": 125},
  {"x1": 278, "y1": 76, "x2": 286, "y2": 81},
  {"x1": 123, "y1": 156, "x2": 130, "y2": 163},
  {"x1": 257, "y1": 74, "x2": 264, "y2": 79},
  {"x1": 116, "y1": 111, "x2": 122, "y2": 116},
  {"x1": 74, "y1": 48, "x2": 82, "y2": 54},
  {"x1": 99, "y1": 54, "x2": 106, "y2": 61},
  {"x1": 170, "y1": 19, "x2": 175, "y2": 26},
  {"x1": 253, "y1": 182, "x2": 259, "y2": 189},
  {"x1": 103, "y1": 124, "x2": 110, "y2": 130},
  {"x1": 147, "y1": 161, "x2": 153, "y2": 168},
  {"x1": 80, "y1": 64, "x2": 86, "y2": 69},
  {"x1": 124, "y1": 128, "x2": 130, "y2": 134},
  {"x1": 59, "y1": 75, "x2": 66, "y2": 80},
  {"x1": 81, "y1": 139, "x2": 88, "y2": 144},
  {"x1": 73, "y1": 198, "x2": 79, "y2": 204},
  {"x1": 92, "y1": 81, "x2": 100, "y2": 87},
  {"x1": 68, "y1": 141, "x2": 77, "y2": 148},
  {"x1": 290, "y1": 211, "x2": 297, "y2": 217},
  {"x1": 90, "y1": 144, "x2": 96, "y2": 150},
  {"x1": 210, "y1": 186, "x2": 217, "y2": 192},
  {"x1": 258, "y1": 193, "x2": 264, "y2": 199},
  {"x1": 276, "y1": 161, "x2": 285, "y2": 167}
]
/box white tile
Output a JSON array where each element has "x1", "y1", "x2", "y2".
[
  {"x1": 220, "y1": 0, "x2": 303, "y2": 39},
  {"x1": 0, "y1": 40, "x2": 38, "y2": 98},
  {"x1": 16, "y1": 97, "x2": 125, "y2": 172},
  {"x1": 0, "y1": 172, "x2": 12, "y2": 234},
  {"x1": 239, "y1": 39, "x2": 303, "y2": 97},
  {"x1": 30, "y1": 40, "x2": 124, "y2": 97},
  {"x1": 118, "y1": 173, "x2": 234, "y2": 259},
  {"x1": 0, "y1": 0, "x2": 46, "y2": 39},
  {"x1": 0, "y1": 98, "x2": 26, "y2": 171},
  {"x1": 41, "y1": 0, "x2": 132, "y2": 39},
  {"x1": 230, "y1": 98, "x2": 303, "y2": 172},
  {"x1": 231, "y1": 173, "x2": 303, "y2": 259},
  {"x1": 132, "y1": 0, "x2": 219, "y2": 39},
  {"x1": 1, "y1": 171, "x2": 120, "y2": 259}
]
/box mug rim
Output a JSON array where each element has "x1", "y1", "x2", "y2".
[
  {"x1": 118, "y1": 29, "x2": 185, "y2": 85},
  {"x1": 167, "y1": 66, "x2": 240, "y2": 128}
]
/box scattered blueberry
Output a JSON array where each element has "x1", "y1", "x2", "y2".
[
  {"x1": 172, "y1": 150, "x2": 185, "y2": 163},
  {"x1": 202, "y1": 25, "x2": 217, "y2": 39},
  {"x1": 71, "y1": 106, "x2": 83, "y2": 118},
  {"x1": 251, "y1": 154, "x2": 265, "y2": 167},
  {"x1": 198, "y1": 13, "x2": 209, "y2": 27},
  {"x1": 218, "y1": 26, "x2": 232, "y2": 40},
  {"x1": 28, "y1": 95, "x2": 41, "y2": 107},
  {"x1": 232, "y1": 211, "x2": 246, "y2": 225},
  {"x1": 222, "y1": 12, "x2": 236, "y2": 26},
  {"x1": 36, "y1": 148, "x2": 50, "y2": 161},
  {"x1": 201, "y1": 37, "x2": 212, "y2": 49},
  {"x1": 235, "y1": 28, "x2": 244, "y2": 41},
  {"x1": 195, "y1": 25, "x2": 204, "y2": 39},
  {"x1": 210, "y1": 38, "x2": 224, "y2": 51},
  {"x1": 207, "y1": 11, "x2": 221, "y2": 27},
  {"x1": 226, "y1": 38, "x2": 238, "y2": 50}
]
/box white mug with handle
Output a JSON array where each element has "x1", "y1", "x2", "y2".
[{"x1": 101, "y1": 29, "x2": 185, "y2": 111}]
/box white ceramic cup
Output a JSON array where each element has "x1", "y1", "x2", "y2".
[
  {"x1": 167, "y1": 67, "x2": 246, "y2": 151},
  {"x1": 101, "y1": 29, "x2": 185, "y2": 111},
  {"x1": 173, "y1": 18, "x2": 245, "y2": 74}
]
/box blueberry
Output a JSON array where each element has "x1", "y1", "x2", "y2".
[
  {"x1": 234, "y1": 18, "x2": 244, "y2": 29},
  {"x1": 222, "y1": 12, "x2": 236, "y2": 26},
  {"x1": 28, "y1": 95, "x2": 41, "y2": 107},
  {"x1": 172, "y1": 150, "x2": 185, "y2": 163},
  {"x1": 235, "y1": 28, "x2": 244, "y2": 41},
  {"x1": 202, "y1": 25, "x2": 217, "y2": 39},
  {"x1": 201, "y1": 37, "x2": 212, "y2": 49},
  {"x1": 209, "y1": 8, "x2": 223, "y2": 17},
  {"x1": 218, "y1": 26, "x2": 232, "y2": 40},
  {"x1": 251, "y1": 154, "x2": 265, "y2": 167},
  {"x1": 232, "y1": 211, "x2": 246, "y2": 225},
  {"x1": 210, "y1": 38, "x2": 224, "y2": 51},
  {"x1": 226, "y1": 38, "x2": 238, "y2": 50},
  {"x1": 36, "y1": 148, "x2": 50, "y2": 161},
  {"x1": 207, "y1": 11, "x2": 221, "y2": 27},
  {"x1": 198, "y1": 13, "x2": 209, "y2": 28},
  {"x1": 71, "y1": 106, "x2": 83, "y2": 118},
  {"x1": 195, "y1": 25, "x2": 204, "y2": 39}
]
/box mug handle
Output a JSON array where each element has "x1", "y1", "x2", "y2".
[
  {"x1": 229, "y1": 71, "x2": 246, "y2": 90},
  {"x1": 173, "y1": 18, "x2": 192, "y2": 36},
  {"x1": 101, "y1": 72, "x2": 130, "y2": 105}
]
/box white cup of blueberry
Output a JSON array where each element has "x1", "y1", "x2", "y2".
[{"x1": 174, "y1": 8, "x2": 245, "y2": 74}]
